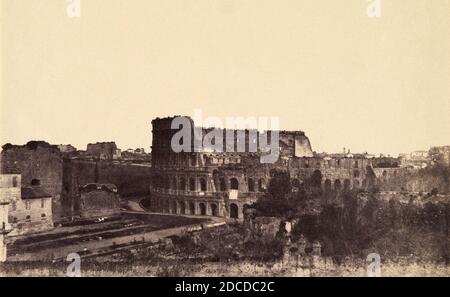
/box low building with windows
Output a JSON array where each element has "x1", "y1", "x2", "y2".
[{"x1": 7, "y1": 180, "x2": 53, "y2": 236}]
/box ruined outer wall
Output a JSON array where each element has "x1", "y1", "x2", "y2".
[
  {"x1": 63, "y1": 160, "x2": 151, "y2": 215},
  {"x1": 373, "y1": 167, "x2": 450, "y2": 193},
  {"x1": 279, "y1": 131, "x2": 313, "y2": 159}
]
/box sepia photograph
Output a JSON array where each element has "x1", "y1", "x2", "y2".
[{"x1": 0, "y1": 0, "x2": 449, "y2": 286}]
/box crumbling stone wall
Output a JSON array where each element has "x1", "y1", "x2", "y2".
[
  {"x1": 1, "y1": 142, "x2": 64, "y2": 220},
  {"x1": 63, "y1": 159, "x2": 151, "y2": 216},
  {"x1": 86, "y1": 142, "x2": 118, "y2": 160},
  {"x1": 79, "y1": 184, "x2": 121, "y2": 219},
  {"x1": 373, "y1": 167, "x2": 450, "y2": 193}
]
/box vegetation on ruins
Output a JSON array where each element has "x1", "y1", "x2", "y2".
[{"x1": 251, "y1": 168, "x2": 450, "y2": 263}]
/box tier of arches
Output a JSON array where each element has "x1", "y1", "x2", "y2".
[
  {"x1": 291, "y1": 177, "x2": 368, "y2": 192},
  {"x1": 151, "y1": 197, "x2": 247, "y2": 219},
  {"x1": 152, "y1": 174, "x2": 267, "y2": 193}
]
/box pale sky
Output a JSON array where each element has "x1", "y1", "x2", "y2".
[{"x1": 1, "y1": 0, "x2": 449, "y2": 156}]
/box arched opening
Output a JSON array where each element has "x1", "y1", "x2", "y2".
[
  {"x1": 258, "y1": 178, "x2": 265, "y2": 192},
  {"x1": 189, "y1": 177, "x2": 196, "y2": 191},
  {"x1": 362, "y1": 179, "x2": 367, "y2": 189},
  {"x1": 189, "y1": 202, "x2": 195, "y2": 215},
  {"x1": 179, "y1": 177, "x2": 186, "y2": 191},
  {"x1": 324, "y1": 179, "x2": 332, "y2": 193},
  {"x1": 334, "y1": 179, "x2": 342, "y2": 191},
  {"x1": 190, "y1": 155, "x2": 197, "y2": 166},
  {"x1": 230, "y1": 203, "x2": 239, "y2": 219},
  {"x1": 179, "y1": 201, "x2": 186, "y2": 214},
  {"x1": 153, "y1": 175, "x2": 162, "y2": 189},
  {"x1": 164, "y1": 201, "x2": 170, "y2": 213},
  {"x1": 310, "y1": 170, "x2": 322, "y2": 188},
  {"x1": 172, "y1": 177, "x2": 177, "y2": 190},
  {"x1": 200, "y1": 178, "x2": 207, "y2": 191},
  {"x1": 230, "y1": 178, "x2": 239, "y2": 190},
  {"x1": 353, "y1": 170, "x2": 360, "y2": 178},
  {"x1": 299, "y1": 182, "x2": 306, "y2": 193},
  {"x1": 220, "y1": 178, "x2": 226, "y2": 191},
  {"x1": 199, "y1": 203, "x2": 206, "y2": 215},
  {"x1": 248, "y1": 178, "x2": 255, "y2": 192},
  {"x1": 171, "y1": 201, "x2": 177, "y2": 214},
  {"x1": 31, "y1": 179, "x2": 41, "y2": 186},
  {"x1": 210, "y1": 203, "x2": 218, "y2": 216},
  {"x1": 291, "y1": 178, "x2": 300, "y2": 191},
  {"x1": 353, "y1": 179, "x2": 360, "y2": 189},
  {"x1": 344, "y1": 179, "x2": 351, "y2": 192},
  {"x1": 243, "y1": 204, "x2": 250, "y2": 216}
]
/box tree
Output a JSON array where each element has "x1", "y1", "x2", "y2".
[{"x1": 267, "y1": 171, "x2": 291, "y2": 199}]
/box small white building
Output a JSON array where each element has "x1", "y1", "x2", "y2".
[{"x1": 0, "y1": 174, "x2": 20, "y2": 261}]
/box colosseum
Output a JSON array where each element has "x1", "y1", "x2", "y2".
[{"x1": 150, "y1": 116, "x2": 379, "y2": 219}]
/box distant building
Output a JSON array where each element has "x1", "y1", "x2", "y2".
[
  {"x1": 120, "y1": 149, "x2": 152, "y2": 163},
  {"x1": 57, "y1": 144, "x2": 77, "y2": 153},
  {"x1": 372, "y1": 156, "x2": 400, "y2": 168},
  {"x1": 399, "y1": 150, "x2": 430, "y2": 168},
  {"x1": 86, "y1": 142, "x2": 120, "y2": 160},
  {"x1": 134, "y1": 148, "x2": 146, "y2": 154},
  {"x1": 429, "y1": 146, "x2": 450, "y2": 166}
]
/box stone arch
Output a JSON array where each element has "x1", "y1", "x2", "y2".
[
  {"x1": 200, "y1": 177, "x2": 207, "y2": 192},
  {"x1": 210, "y1": 203, "x2": 218, "y2": 216},
  {"x1": 334, "y1": 179, "x2": 342, "y2": 191},
  {"x1": 179, "y1": 201, "x2": 186, "y2": 215},
  {"x1": 291, "y1": 178, "x2": 300, "y2": 191},
  {"x1": 190, "y1": 154, "x2": 197, "y2": 166},
  {"x1": 230, "y1": 178, "x2": 239, "y2": 190},
  {"x1": 324, "y1": 179, "x2": 332, "y2": 192},
  {"x1": 189, "y1": 177, "x2": 196, "y2": 191},
  {"x1": 310, "y1": 170, "x2": 322, "y2": 188},
  {"x1": 164, "y1": 200, "x2": 170, "y2": 213},
  {"x1": 179, "y1": 177, "x2": 186, "y2": 191},
  {"x1": 189, "y1": 202, "x2": 195, "y2": 215},
  {"x1": 199, "y1": 202, "x2": 206, "y2": 215},
  {"x1": 230, "y1": 203, "x2": 239, "y2": 219},
  {"x1": 243, "y1": 204, "x2": 250, "y2": 216},
  {"x1": 344, "y1": 179, "x2": 351, "y2": 191},
  {"x1": 248, "y1": 178, "x2": 255, "y2": 192},
  {"x1": 171, "y1": 200, "x2": 177, "y2": 214},
  {"x1": 258, "y1": 178, "x2": 265, "y2": 192}
]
